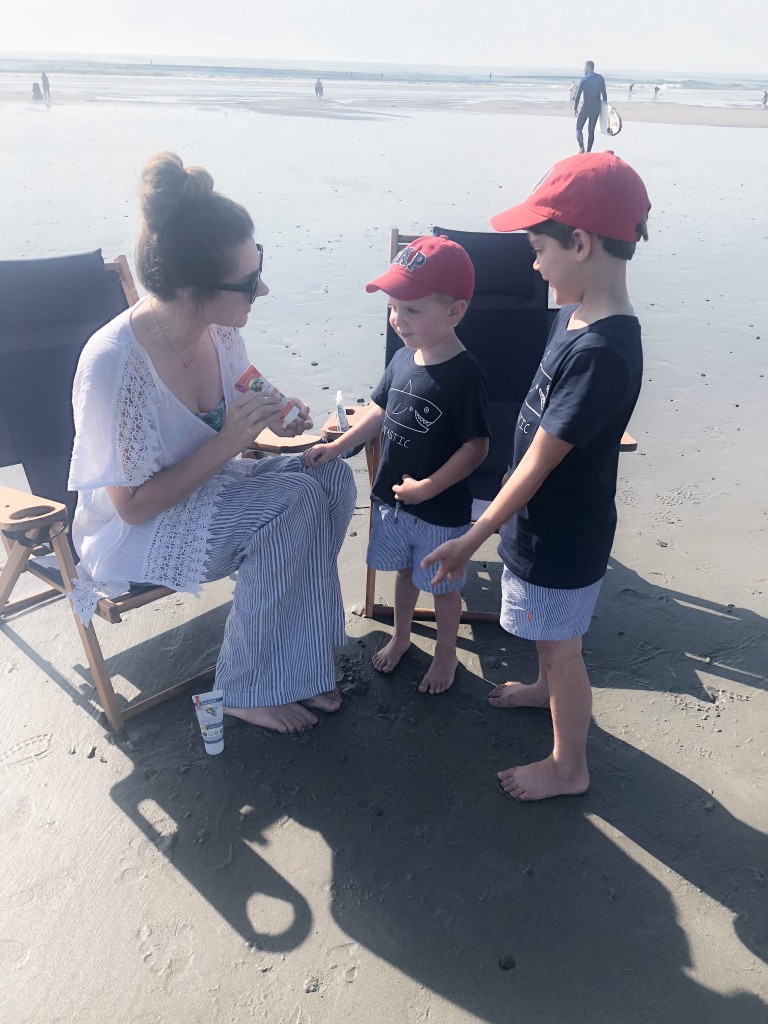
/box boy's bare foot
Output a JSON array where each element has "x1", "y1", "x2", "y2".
[
  {"x1": 224, "y1": 703, "x2": 318, "y2": 734},
  {"x1": 419, "y1": 651, "x2": 458, "y2": 694},
  {"x1": 372, "y1": 638, "x2": 411, "y2": 673},
  {"x1": 488, "y1": 680, "x2": 550, "y2": 709},
  {"x1": 497, "y1": 756, "x2": 589, "y2": 801},
  {"x1": 299, "y1": 688, "x2": 343, "y2": 713}
]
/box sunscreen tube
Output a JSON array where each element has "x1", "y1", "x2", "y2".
[
  {"x1": 192, "y1": 689, "x2": 224, "y2": 755},
  {"x1": 335, "y1": 391, "x2": 350, "y2": 432},
  {"x1": 235, "y1": 365, "x2": 300, "y2": 428}
]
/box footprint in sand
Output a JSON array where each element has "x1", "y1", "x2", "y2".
[
  {"x1": 137, "y1": 921, "x2": 193, "y2": 993},
  {"x1": 0, "y1": 734, "x2": 52, "y2": 771},
  {"x1": 655, "y1": 484, "x2": 699, "y2": 506},
  {"x1": 327, "y1": 940, "x2": 360, "y2": 984}
]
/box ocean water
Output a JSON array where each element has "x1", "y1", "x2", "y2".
[{"x1": 1, "y1": 54, "x2": 766, "y2": 110}]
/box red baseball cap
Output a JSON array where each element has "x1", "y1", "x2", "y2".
[
  {"x1": 490, "y1": 151, "x2": 651, "y2": 243},
  {"x1": 365, "y1": 235, "x2": 475, "y2": 301}
]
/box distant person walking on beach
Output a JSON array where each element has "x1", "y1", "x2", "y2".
[
  {"x1": 654, "y1": 85, "x2": 660, "y2": 100},
  {"x1": 40, "y1": 72, "x2": 50, "y2": 103},
  {"x1": 423, "y1": 153, "x2": 651, "y2": 801},
  {"x1": 305, "y1": 236, "x2": 490, "y2": 696},
  {"x1": 628, "y1": 83, "x2": 635, "y2": 100},
  {"x1": 573, "y1": 60, "x2": 607, "y2": 153},
  {"x1": 569, "y1": 80, "x2": 577, "y2": 107},
  {"x1": 762, "y1": 90, "x2": 767, "y2": 109},
  {"x1": 314, "y1": 78, "x2": 324, "y2": 99}
]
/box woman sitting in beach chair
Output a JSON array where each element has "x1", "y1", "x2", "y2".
[{"x1": 68, "y1": 152, "x2": 356, "y2": 734}]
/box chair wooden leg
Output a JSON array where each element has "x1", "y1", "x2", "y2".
[
  {"x1": 51, "y1": 531, "x2": 125, "y2": 732},
  {"x1": 0, "y1": 538, "x2": 33, "y2": 613},
  {"x1": 363, "y1": 435, "x2": 382, "y2": 618},
  {"x1": 364, "y1": 563, "x2": 377, "y2": 618}
]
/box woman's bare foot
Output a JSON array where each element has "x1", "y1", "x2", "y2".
[
  {"x1": 419, "y1": 651, "x2": 458, "y2": 694},
  {"x1": 497, "y1": 756, "x2": 589, "y2": 801},
  {"x1": 372, "y1": 637, "x2": 411, "y2": 673},
  {"x1": 488, "y1": 679, "x2": 550, "y2": 709},
  {"x1": 299, "y1": 688, "x2": 343, "y2": 713},
  {"x1": 224, "y1": 703, "x2": 318, "y2": 734}
]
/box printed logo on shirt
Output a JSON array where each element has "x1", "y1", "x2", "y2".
[
  {"x1": 386, "y1": 381, "x2": 443, "y2": 434},
  {"x1": 521, "y1": 363, "x2": 553, "y2": 429}
]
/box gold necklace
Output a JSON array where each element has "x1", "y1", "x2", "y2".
[{"x1": 151, "y1": 300, "x2": 201, "y2": 369}]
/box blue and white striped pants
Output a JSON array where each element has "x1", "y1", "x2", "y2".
[{"x1": 202, "y1": 455, "x2": 356, "y2": 708}]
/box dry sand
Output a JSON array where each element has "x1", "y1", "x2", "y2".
[{"x1": 1, "y1": 91, "x2": 767, "y2": 1023}]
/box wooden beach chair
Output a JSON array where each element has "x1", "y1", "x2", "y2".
[
  {"x1": 0, "y1": 250, "x2": 317, "y2": 730},
  {"x1": 322, "y1": 227, "x2": 636, "y2": 623}
]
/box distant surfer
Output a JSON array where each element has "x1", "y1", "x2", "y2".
[
  {"x1": 314, "y1": 78, "x2": 324, "y2": 100},
  {"x1": 573, "y1": 60, "x2": 607, "y2": 153}
]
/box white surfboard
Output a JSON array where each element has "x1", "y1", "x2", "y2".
[{"x1": 600, "y1": 101, "x2": 623, "y2": 136}]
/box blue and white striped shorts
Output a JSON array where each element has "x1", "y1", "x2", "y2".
[
  {"x1": 500, "y1": 566, "x2": 603, "y2": 641},
  {"x1": 367, "y1": 501, "x2": 471, "y2": 595}
]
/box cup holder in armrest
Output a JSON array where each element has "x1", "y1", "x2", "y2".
[{"x1": 8, "y1": 505, "x2": 57, "y2": 520}]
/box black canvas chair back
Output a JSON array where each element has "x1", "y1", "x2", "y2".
[
  {"x1": 383, "y1": 227, "x2": 550, "y2": 503},
  {"x1": 0, "y1": 250, "x2": 130, "y2": 521}
]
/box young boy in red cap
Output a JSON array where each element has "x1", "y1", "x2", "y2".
[
  {"x1": 423, "y1": 152, "x2": 651, "y2": 799},
  {"x1": 306, "y1": 236, "x2": 490, "y2": 694}
]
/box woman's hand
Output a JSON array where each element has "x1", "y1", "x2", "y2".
[
  {"x1": 304, "y1": 440, "x2": 340, "y2": 468},
  {"x1": 221, "y1": 389, "x2": 283, "y2": 454},
  {"x1": 271, "y1": 397, "x2": 313, "y2": 437}
]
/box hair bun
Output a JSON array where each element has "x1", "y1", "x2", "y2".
[
  {"x1": 139, "y1": 152, "x2": 214, "y2": 232},
  {"x1": 181, "y1": 164, "x2": 214, "y2": 202}
]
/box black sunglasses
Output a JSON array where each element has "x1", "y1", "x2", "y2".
[{"x1": 208, "y1": 243, "x2": 264, "y2": 303}]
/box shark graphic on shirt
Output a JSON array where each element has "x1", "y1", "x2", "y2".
[{"x1": 386, "y1": 381, "x2": 443, "y2": 434}]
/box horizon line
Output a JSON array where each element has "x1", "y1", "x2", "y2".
[{"x1": 0, "y1": 50, "x2": 765, "y2": 80}]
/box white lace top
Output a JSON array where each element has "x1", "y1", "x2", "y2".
[{"x1": 67, "y1": 306, "x2": 253, "y2": 623}]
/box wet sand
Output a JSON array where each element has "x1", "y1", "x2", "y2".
[{"x1": 0, "y1": 94, "x2": 767, "y2": 1022}]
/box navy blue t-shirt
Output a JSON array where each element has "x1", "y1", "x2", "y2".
[
  {"x1": 498, "y1": 305, "x2": 642, "y2": 588},
  {"x1": 370, "y1": 348, "x2": 490, "y2": 527}
]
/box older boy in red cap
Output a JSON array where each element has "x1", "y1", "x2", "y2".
[
  {"x1": 423, "y1": 152, "x2": 651, "y2": 800},
  {"x1": 306, "y1": 236, "x2": 490, "y2": 694}
]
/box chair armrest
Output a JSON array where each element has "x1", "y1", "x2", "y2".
[
  {"x1": 319, "y1": 405, "x2": 366, "y2": 440},
  {"x1": 620, "y1": 432, "x2": 637, "y2": 452},
  {"x1": 0, "y1": 485, "x2": 68, "y2": 534},
  {"x1": 243, "y1": 428, "x2": 322, "y2": 456}
]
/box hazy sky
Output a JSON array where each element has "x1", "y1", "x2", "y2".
[{"x1": 4, "y1": 0, "x2": 767, "y2": 75}]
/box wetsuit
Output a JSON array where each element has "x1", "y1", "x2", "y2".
[{"x1": 574, "y1": 71, "x2": 607, "y2": 152}]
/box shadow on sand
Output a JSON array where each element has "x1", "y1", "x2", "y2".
[{"x1": 89, "y1": 558, "x2": 768, "y2": 1022}]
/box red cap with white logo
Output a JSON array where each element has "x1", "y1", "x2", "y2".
[
  {"x1": 365, "y1": 235, "x2": 475, "y2": 301},
  {"x1": 491, "y1": 151, "x2": 651, "y2": 243}
]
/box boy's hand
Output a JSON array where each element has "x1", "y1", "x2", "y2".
[
  {"x1": 421, "y1": 535, "x2": 473, "y2": 587},
  {"x1": 392, "y1": 474, "x2": 431, "y2": 506},
  {"x1": 304, "y1": 440, "x2": 339, "y2": 468}
]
